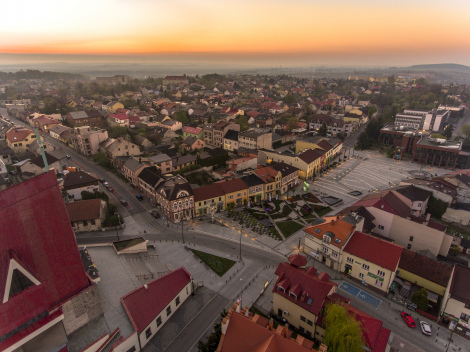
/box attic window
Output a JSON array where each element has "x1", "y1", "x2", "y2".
[
  {"x1": 307, "y1": 298, "x2": 313, "y2": 306},
  {"x1": 277, "y1": 286, "x2": 285, "y2": 293},
  {"x1": 334, "y1": 238, "x2": 342, "y2": 244},
  {"x1": 314, "y1": 228, "x2": 321, "y2": 234},
  {"x1": 289, "y1": 292, "x2": 297, "y2": 300}
]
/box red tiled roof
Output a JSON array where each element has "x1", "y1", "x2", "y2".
[
  {"x1": 128, "y1": 115, "x2": 141, "y2": 124},
  {"x1": 298, "y1": 149, "x2": 322, "y2": 164},
  {"x1": 5, "y1": 128, "x2": 35, "y2": 143},
  {"x1": 288, "y1": 254, "x2": 307, "y2": 267},
  {"x1": 273, "y1": 262, "x2": 336, "y2": 316},
  {"x1": 0, "y1": 172, "x2": 90, "y2": 337},
  {"x1": 120, "y1": 267, "x2": 191, "y2": 333},
  {"x1": 65, "y1": 199, "x2": 102, "y2": 222},
  {"x1": 254, "y1": 167, "x2": 278, "y2": 184},
  {"x1": 192, "y1": 183, "x2": 225, "y2": 202},
  {"x1": 343, "y1": 231, "x2": 403, "y2": 271},
  {"x1": 183, "y1": 126, "x2": 202, "y2": 135},
  {"x1": 217, "y1": 178, "x2": 248, "y2": 194},
  {"x1": 110, "y1": 113, "x2": 129, "y2": 120}
]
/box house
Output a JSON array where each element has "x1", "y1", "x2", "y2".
[
  {"x1": 212, "y1": 121, "x2": 240, "y2": 147},
  {"x1": 108, "y1": 113, "x2": 130, "y2": 127},
  {"x1": 120, "y1": 268, "x2": 192, "y2": 349},
  {"x1": 65, "y1": 198, "x2": 107, "y2": 233},
  {"x1": 49, "y1": 124, "x2": 72, "y2": 141},
  {"x1": 66, "y1": 110, "x2": 103, "y2": 128},
  {"x1": 295, "y1": 136, "x2": 342, "y2": 162},
  {"x1": 0, "y1": 141, "x2": 14, "y2": 165},
  {"x1": 63, "y1": 171, "x2": 99, "y2": 200},
  {"x1": 105, "y1": 138, "x2": 140, "y2": 162},
  {"x1": 223, "y1": 129, "x2": 239, "y2": 151},
  {"x1": 182, "y1": 126, "x2": 203, "y2": 139},
  {"x1": 193, "y1": 183, "x2": 226, "y2": 215},
  {"x1": 72, "y1": 126, "x2": 109, "y2": 156},
  {"x1": 122, "y1": 157, "x2": 146, "y2": 186},
  {"x1": 397, "y1": 249, "x2": 452, "y2": 297},
  {"x1": 241, "y1": 174, "x2": 265, "y2": 204},
  {"x1": 155, "y1": 175, "x2": 195, "y2": 222},
  {"x1": 271, "y1": 162, "x2": 300, "y2": 194},
  {"x1": 253, "y1": 166, "x2": 282, "y2": 200},
  {"x1": 255, "y1": 114, "x2": 273, "y2": 128},
  {"x1": 148, "y1": 154, "x2": 173, "y2": 173},
  {"x1": 172, "y1": 154, "x2": 197, "y2": 171},
  {"x1": 106, "y1": 101, "x2": 125, "y2": 113},
  {"x1": 0, "y1": 172, "x2": 102, "y2": 352},
  {"x1": 218, "y1": 178, "x2": 249, "y2": 207},
  {"x1": 226, "y1": 156, "x2": 257, "y2": 172},
  {"x1": 304, "y1": 214, "x2": 364, "y2": 271},
  {"x1": 33, "y1": 115, "x2": 61, "y2": 133},
  {"x1": 342, "y1": 231, "x2": 403, "y2": 295},
  {"x1": 217, "y1": 302, "x2": 327, "y2": 352},
  {"x1": 273, "y1": 255, "x2": 337, "y2": 339},
  {"x1": 18, "y1": 152, "x2": 61, "y2": 176},
  {"x1": 182, "y1": 136, "x2": 205, "y2": 151},
  {"x1": 393, "y1": 185, "x2": 432, "y2": 217},
  {"x1": 133, "y1": 134, "x2": 153, "y2": 149},
  {"x1": 138, "y1": 166, "x2": 163, "y2": 200},
  {"x1": 239, "y1": 131, "x2": 272, "y2": 149},
  {"x1": 441, "y1": 264, "x2": 470, "y2": 334},
  {"x1": 162, "y1": 76, "x2": 189, "y2": 85},
  {"x1": 5, "y1": 127, "x2": 41, "y2": 154},
  {"x1": 258, "y1": 149, "x2": 323, "y2": 180}
]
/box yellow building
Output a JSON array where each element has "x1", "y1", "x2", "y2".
[
  {"x1": 294, "y1": 137, "x2": 342, "y2": 160},
  {"x1": 342, "y1": 231, "x2": 403, "y2": 295},
  {"x1": 192, "y1": 183, "x2": 226, "y2": 215},
  {"x1": 441, "y1": 265, "x2": 470, "y2": 331},
  {"x1": 254, "y1": 166, "x2": 281, "y2": 200},
  {"x1": 106, "y1": 101, "x2": 125, "y2": 113},
  {"x1": 218, "y1": 178, "x2": 249, "y2": 207},
  {"x1": 5, "y1": 127, "x2": 42, "y2": 154}
]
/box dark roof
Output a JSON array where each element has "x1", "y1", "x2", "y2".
[
  {"x1": 157, "y1": 175, "x2": 194, "y2": 200},
  {"x1": 394, "y1": 185, "x2": 432, "y2": 202},
  {"x1": 344, "y1": 231, "x2": 403, "y2": 271},
  {"x1": 121, "y1": 268, "x2": 191, "y2": 333},
  {"x1": 398, "y1": 249, "x2": 452, "y2": 287},
  {"x1": 63, "y1": 171, "x2": 99, "y2": 188},
  {"x1": 172, "y1": 155, "x2": 197, "y2": 167},
  {"x1": 218, "y1": 178, "x2": 248, "y2": 194},
  {"x1": 224, "y1": 129, "x2": 239, "y2": 141},
  {"x1": 192, "y1": 183, "x2": 224, "y2": 202},
  {"x1": 206, "y1": 147, "x2": 227, "y2": 157},
  {"x1": 0, "y1": 172, "x2": 90, "y2": 339},
  {"x1": 28, "y1": 153, "x2": 59, "y2": 169},
  {"x1": 138, "y1": 166, "x2": 162, "y2": 187},
  {"x1": 241, "y1": 174, "x2": 265, "y2": 187},
  {"x1": 449, "y1": 264, "x2": 470, "y2": 305},
  {"x1": 298, "y1": 149, "x2": 322, "y2": 164},
  {"x1": 270, "y1": 162, "x2": 299, "y2": 177},
  {"x1": 65, "y1": 199, "x2": 102, "y2": 222}
]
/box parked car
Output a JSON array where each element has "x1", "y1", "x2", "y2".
[
  {"x1": 136, "y1": 194, "x2": 144, "y2": 201},
  {"x1": 120, "y1": 199, "x2": 128, "y2": 206},
  {"x1": 66, "y1": 155, "x2": 71, "y2": 159},
  {"x1": 99, "y1": 178, "x2": 105, "y2": 183},
  {"x1": 401, "y1": 312, "x2": 416, "y2": 328},
  {"x1": 9, "y1": 170, "x2": 17, "y2": 175},
  {"x1": 420, "y1": 321, "x2": 431, "y2": 336},
  {"x1": 150, "y1": 210, "x2": 160, "y2": 218},
  {"x1": 103, "y1": 182, "x2": 109, "y2": 187},
  {"x1": 107, "y1": 186, "x2": 113, "y2": 192}
]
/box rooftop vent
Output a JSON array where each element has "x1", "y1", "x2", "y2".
[{"x1": 144, "y1": 284, "x2": 148, "y2": 289}]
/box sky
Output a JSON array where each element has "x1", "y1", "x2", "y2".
[{"x1": 1, "y1": 0, "x2": 470, "y2": 67}]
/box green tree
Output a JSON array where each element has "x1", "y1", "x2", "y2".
[
  {"x1": 323, "y1": 303, "x2": 364, "y2": 352},
  {"x1": 426, "y1": 195, "x2": 448, "y2": 219},
  {"x1": 461, "y1": 124, "x2": 470, "y2": 138},
  {"x1": 286, "y1": 116, "x2": 300, "y2": 131},
  {"x1": 236, "y1": 116, "x2": 249, "y2": 132},
  {"x1": 411, "y1": 288, "x2": 429, "y2": 311},
  {"x1": 93, "y1": 152, "x2": 112, "y2": 168},
  {"x1": 175, "y1": 109, "x2": 189, "y2": 124},
  {"x1": 442, "y1": 125, "x2": 453, "y2": 139},
  {"x1": 197, "y1": 310, "x2": 227, "y2": 352},
  {"x1": 108, "y1": 126, "x2": 128, "y2": 139},
  {"x1": 284, "y1": 94, "x2": 297, "y2": 103},
  {"x1": 368, "y1": 105, "x2": 377, "y2": 118},
  {"x1": 319, "y1": 123, "x2": 328, "y2": 137}
]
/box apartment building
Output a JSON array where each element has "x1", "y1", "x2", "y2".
[
  {"x1": 212, "y1": 121, "x2": 240, "y2": 147},
  {"x1": 258, "y1": 149, "x2": 322, "y2": 180},
  {"x1": 5, "y1": 127, "x2": 41, "y2": 154},
  {"x1": 66, "y1": 110, "x2": 103, "y2": 128},
  {"x1": 254, "y1": 166, "x2": 281, "y2": 200},
  {"x1": 71, "y1": 126, "x2": 109, "y2": 156},
  {"x1": 239, "y1": 131, "x2": 272, "y2": 149},
  {"x1": 270, "y1": 162, "x2": 300, "y2": 194}
]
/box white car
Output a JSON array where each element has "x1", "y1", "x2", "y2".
[{"x1": 420, "y1": 321, "x2": 432, "y2": 336}]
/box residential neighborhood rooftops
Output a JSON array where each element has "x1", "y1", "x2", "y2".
[
  {"x1": 123, "y1": 157, "x2": 145, "y2": 172},
  {"x1": 5, "y1": 127, "x2": 36, "y2": 143},
  {"x1": 29, "y1": 152, "x2": 59, "y2": 169},
  {"x1": 68, "y1": 111, "x2": 89, "y2": 120},
  {"x1": 344, "y1": 231, "x2": 403, "y2": 271},
  {"x1": 138, "y1": 166, "x2": 162, "y2": 187},
  {"x1": 121, "y1": 267, "x2": 191, "y2": 333},
  {"x1": 65, "y1": 198, "x2": 103, "y2": 222},
  {"x1": 449, "y1": 264, "x2": 470, "y2": 305}
]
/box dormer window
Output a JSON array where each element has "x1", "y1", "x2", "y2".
[
  {"x1": 289, "y1": 292, "x2": 297, "y2": 300},
  {"x1": 277, "y1": 286, "x2": 285, "y2": 293}
]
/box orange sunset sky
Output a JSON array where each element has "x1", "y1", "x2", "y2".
[{"x1": 1, "y1": 0, "x2": 470, "y2": 66}]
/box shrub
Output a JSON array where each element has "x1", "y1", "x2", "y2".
[{"x1": 411, "y1": 288, "x2": 429, "y2": 312}]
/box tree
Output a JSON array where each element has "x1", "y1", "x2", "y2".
[
  {"x1": 368, "y1": 105, "x2": 377, "y2": 118},
  {"x1": 284, "y1": 94, "x2": 297, "y2": 103},
  {"x1": 426, "y1": 195, "x2": 448, "y2": 219},
  {"x1": 442, "y1": 125, "x2": 453, "y2": 139},
  {"x1": 462, "y1": 124, "x2": 470, "y2": 139},
  {"x1": 286, "y1": 117, "x2": 300, "y2": 131},
  {"x1": 411, "y1": 288, "x2": 429, "y2": 311},
  {"x1": 108, "y1": 126, "x2": 128, "y2": 139},
  {"x1": 336, "y1": 132, "x2": 347, "y2": 141},
  {"x1": 236, "y1": 116, "x2": 249, "y2": 132},
  {"x1": 175, "y1": 109, "x2": 189, "y2": 125},
  {"x1": 323, "y1": 303, "x2": 364, "y2": 352},
  {"x1": 319, "y1": 123, "x2": 328, "y2": 137}
]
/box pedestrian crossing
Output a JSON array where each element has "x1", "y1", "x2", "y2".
[{"x1": 143, "y1": 219, "x2": 161, "y2": 229}]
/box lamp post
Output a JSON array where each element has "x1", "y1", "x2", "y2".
[
  {"x1": 115, "y1": 210, "x2": 120, "y2": 241},
  {"x1": 181, "y1": 214, "x2": 185, "y2": 244},
  {"x1": 239, "y1": 231, "x2": 243, "y2": 261}
]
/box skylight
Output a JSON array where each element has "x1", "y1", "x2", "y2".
[
  {"x1": 314, "y1": 228, "x2": 321, "y2": 233},
  {"x1": 307, "y1": 298, "x2": 313, "y2": 306}
]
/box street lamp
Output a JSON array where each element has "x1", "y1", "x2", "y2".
[
  {"x1": 114, "y1": 210, "x2": 120, "y2": 242},
  {"x1": 239, "y1": 231, "x2": 243, "y2": 261},
  {"x1": 181, "y1": 216, "x2": 185, "y2": 244}
]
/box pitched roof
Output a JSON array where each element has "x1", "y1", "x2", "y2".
[
  {"x1": 121, "y1": 268, "x2": 191, "y2": 333},
  {"x1": 63, "y1": 171, "x2": 99, "y2": 188},
  {"x1": 183, "y1": 136, "x2": 199, "y2": 146},
  {"x1": 449, "y1": 264, "x2": 470, "y2": 305},
  {"x1": 398, "y1": 249, "x2": 452, "y2": 287},
  {"x1": 298, "y1": 149, "x2": 322, "y2": 164},
  {"x1": 192, "y1": 183, "x2": 225, "y2": 202},
  {"x1": 393, "y1": 185, "x2": 432, "y2": 202},
  {"x1": 217, "y1": 178, "x2": 249, "y2": 194},
  {"x1": 273, "y1": 262, "x2": 336, "y2": 316},
  {"x1": 224, "y1": 129, "x2": 239, "y2": 141},
  {"x1": 49, "y1": 124, "x2": 70, "y2": 135},
  {"x1": 304, "y1": 215, "x2": 356, "y2": 249},
  {"x1": 123, "y1": 157, "x2": 145, "y2": 172},
  {"x1": 157, "y1": 175, "x2": 194, "y2": 200},
  {"x1": 172, "y1": 154, "x2": 197, "y2": 167},
  {"x1": 182, "y1": 126, "x2": 202, "y2": 135},
  {"x1": 241, "y1": 174, "x2": 265, "y2": 188},
  {"x1": 110, "y1": 113, "x2": 129, "y2": 121},
  {"x1": 270, "y1": 162, "x2": 299, "y2": 177},
  {"x1": 343, "y1": 231, "x2": 403, "y2": 271},
  {"x1": 138, "y1": 166, "x2": 162, "y2": 187},
  {"x1": 65, "y1": 199, "x2": 102, "y2": 222},
  {"x1": 5, "y1": 128, "x2": 34, "y2": 143},
  {"x1": 28, "y1": 153, "x2": 59, "y2": 169},
  {"x1": 68, "y1": 111, "x2": 89, "y2": 120},
  {"x1": 0, "y1": 172, "x2": 90, "y2": 338},
  {"x1": 254, "y1": 166, "x2": 279, "y2": 184}
]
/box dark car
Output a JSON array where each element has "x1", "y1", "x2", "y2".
[
  {"x1": 150, "y1": 210, "x2": 160, "y2": 218},
  {"x1": 136, "y1": 194, "x2": 144, "y2": 201},
  {"x1": 120, "y1": 199, "x2": 128, "y2": 206},
  {"x1": 99, "y1": 178, "x2": 105, "y2": 183}
]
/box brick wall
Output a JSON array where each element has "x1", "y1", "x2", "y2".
[{"x1": 61, "y1": 284, "x2": 103, "y2": 335}]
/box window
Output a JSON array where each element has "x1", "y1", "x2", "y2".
[
  {"x1": 307, "y1": 319, "x2": 313, "y2": 326},
  {"x1": 322, "y1": 247, "x2": 328, "y2": 254},
  {"x1": 362, "y1": 264, "x2": 369, "y2": 271},
  {"x1": 277, "y1": 286, "x2": 285, "y2": 293},
  {"x1": 332, "y1": 251, "x2": 338, "y2": 258},
  {"x1": 409, "y1": 236, "x2": 413, "y2": 241},
  {"x1": 289, "y1": 292, "x2": 297, "y2": 299},
  {"x1": 91, "y1": 219, "x2": 95, "y2": 225},
  {"x1": 126, "y1": 347, "x2": 136, "y2": 352},
  {"x1": 418, "y1": 203, "x2": 422, "y2": 208},
  {"x1": 166, "y1": 306, "x2": 172, "y2": 316},
  {"x1": 300, "y1": 315, "x2": 306, "y2": 322},
  {"x1": 299, "y1": 326, "x2": 305, "y2": 333},
  {"x1": 306, "y1": 331, "x2": 312, "y2": 338},
  {"x1": 378, "y1": 225, "x2": 384, "y2": 230},
  {"x1": 359, "y1": 273, "x2": 364, "y2": 279},
  {"x1": 145, "y1": 328, "x2": 152, "y2": 339},
  {"x1": 407, "y1": 244, "x2": 412, "y2": 250},
  {"x1": 377, "y1": 270, "x2": 385, "y2": 277},
  {"x1": 83, "y1": 220, "x2": 88, "y2": 226},
  {"x1": 465, "y1": 304, "x2": 470, "y2": 309},
  {"x1": 347, "y1": 257, "x2": 354, "y2": 264},
  {"x1": 186, "y1": 287, "x2": 189, "y2": 294},
  {"x1": 156, "y1": 316, "x2": 162, "y2": 327},
  {"x1": 19, "y1": 143, "x2": 23, "y2": 146},
  {"x1": 461, "y1": 313, "x2": 470, "y2": 322},
  {"x1": 176, "y1": 296, "x2": 180, "y2": 306},
  {"x1": 375, "y1": 280, "x2": 383, "y2": 287}
]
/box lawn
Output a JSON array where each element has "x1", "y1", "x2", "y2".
[
  {"x1": 114, "y1": 238, "x2": 145, "y2": 251},
  {"x1": 269, "y1": 228, "x2": 283, "y2": 241},
  {"x1": 267, "y1": 200, "x2": 283, "y2": 214},
  {"x1": 302, "y1": 214, "x2": 317, "y2": 221},
  {"x1": 270, "y1": 213, "x2": 286, "y2": 220},
  {"x1": 276, "y1": 221, "x2": 304, "y2": 238},
  {"x1": 246, "y1": 208, "x2": 267, "y2": 219},
  {"x1": 190, "y1": 249, "x2": 236, "y2": 276},
  {"x1": 315, "y1": 206, "x2": 332, "y2": 217}
]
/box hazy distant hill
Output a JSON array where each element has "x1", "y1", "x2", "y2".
[{"x1": 404, "y1": 63, "x2": 470, "y2": 72}]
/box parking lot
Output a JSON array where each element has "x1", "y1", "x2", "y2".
[{"x1": 338, "y1": 281, "x2": 382, "y2": 309}]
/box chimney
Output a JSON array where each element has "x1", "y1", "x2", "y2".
[
  {"x1": 282, "y1": 324, "x2": 289, "y2": 338},
  {"x1": 221, "y1": 316, "x2": 230, "y2": 335},
  {"x1": 319, "y1": 343, "x2": 328, "y2": 352},
  {"x1": 426, "y1": 213, "x2": 431, "y2": 221},
  {"x1": 268, "y1": 318, "x2": 274, "y2": 330},
  {"x1": 144, "y1": 284, "x2": 148, "y2": 289}
]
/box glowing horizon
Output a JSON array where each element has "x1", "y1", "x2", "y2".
[{"x1": 1, "y1": 0, "x2": 470, "y2": 65}]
